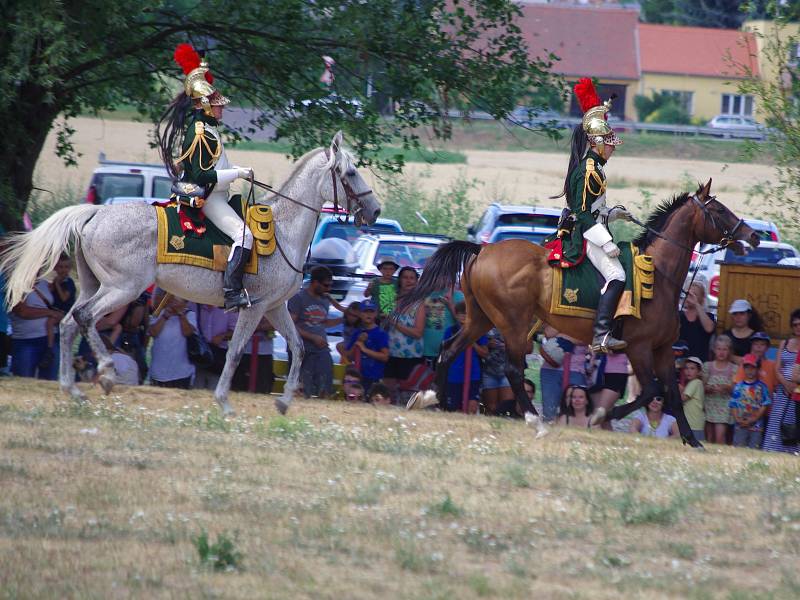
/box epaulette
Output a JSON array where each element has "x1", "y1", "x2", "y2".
[
  {"x1": 585, "y1": 157, "x2": 595, "y2": 172},
  {"x1": 194, "y1": 121, "x2": 205, "y2": 136}
]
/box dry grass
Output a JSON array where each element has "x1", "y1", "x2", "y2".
[{"x1": 1, "y1": 377, "x2": 799, "y2": 599}]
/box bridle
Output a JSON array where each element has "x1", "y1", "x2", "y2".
[
  {"x1": 620, "y1": 194, "x2": 746, "y2": 307},
  {"x1": 244, "y1": 148, "x2": 375, "y2": 273}
]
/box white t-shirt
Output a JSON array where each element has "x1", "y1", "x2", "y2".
[
  {"x1": 149, "y1": 310, "x2": 197, "y2": 382},
  {"x1": 9, "y1": 280, "x2": 52, "y2": 340}
]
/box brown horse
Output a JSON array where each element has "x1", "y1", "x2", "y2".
[{"x1": 398, "y1": 181, "x2": 760, "y2": 447}]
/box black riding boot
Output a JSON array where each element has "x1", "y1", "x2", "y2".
[
  {"x1": 223, "y1": 246, "x2": 252, "y2": 311},
  {"x1": 591, "y1": 279, "x2": 627, "y2": 353}
]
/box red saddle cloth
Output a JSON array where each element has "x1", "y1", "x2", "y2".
[{"x1": 544, "y1": 238, "x2": 587, "y2": 269}]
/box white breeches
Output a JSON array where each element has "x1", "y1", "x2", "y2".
[
  {"x1": 203, "y1": 190, "x2": 253, "y2": 256},
  {"x1": 586, "y1": 241, "x2": 625, "y2": 293}
]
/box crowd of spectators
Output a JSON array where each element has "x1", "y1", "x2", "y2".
[{"x1": 1, "y1": 254, "x2": 799, "y2": 456}]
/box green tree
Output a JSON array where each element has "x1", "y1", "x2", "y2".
[
  {"x1": 0, "y1": 0, "x2": 559, "y2": 231},
  {"x1": 736, "y1": 2, "x2": 800, "y2": 247}
]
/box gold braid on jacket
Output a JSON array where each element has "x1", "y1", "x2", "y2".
[
  {"x1": 175, "y1": 121, "x2": 222, "y2": 171},
  {"x1": 581, "y1": 158, "x2": 607, "y2": 211}
]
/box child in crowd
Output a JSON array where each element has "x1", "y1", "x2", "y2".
[
  {"x1": 703, "y1": 335, "x2": 736, "y2": 444},
  {"x1": 557, "y1": 385, "x2": 593, "y2": 428},
  {"x1": 368, "y1": 383, "x2": 392, "y2": 406},
  {"x1": 335, "y1": 302, "x2": 361, "y2": 361},
  {"x1": 733, "y1": 331, "x2": 776, "y2": 394},
  {"x1": 342, "y1": 300, "x2": 389, "y2": 392},
  {"x1": 443, "y1": 302, "x2": 488, "y2": 412},
  {"x1": 364, "y1": 258, "x2": 399, "y2": 321},
  {"x1": 730, "y1": 353, "x2": 771, "y2": 449},
  {"x1": 40, "y1": 254, "x2": 76, "y2": 369},
  {"x1": 680, "y1": 356, "x2": 706, "y2": 441},
  {"x1": 345, "y1": 383, "x2": 366, "y2": 402}
]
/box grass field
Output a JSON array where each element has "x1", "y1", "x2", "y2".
[{"x1": 1, "y1": 378, "x2": 799, "y2": 599}]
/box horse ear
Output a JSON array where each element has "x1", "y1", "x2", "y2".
[
  {"x1": 332, "y1": 130, "x2": 343, "y2": 154},
  {"x1": 699, "y1": 178, "x2": 712, "y2": 199}
]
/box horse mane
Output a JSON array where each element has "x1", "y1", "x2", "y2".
[{"x1": 633, "y1": 192, "x2": 693, "y2": 250}]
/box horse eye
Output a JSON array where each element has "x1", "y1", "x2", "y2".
[{"x1": 345, "y1": 169, "x2": 356, "y2": 177}]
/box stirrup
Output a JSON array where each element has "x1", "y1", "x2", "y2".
[
  {"x1": 224, "y1": 288, "x2": 252, "y2": 312},
  {"x1": 591, "y1": 332, "x2": 627, "y2": 354}
]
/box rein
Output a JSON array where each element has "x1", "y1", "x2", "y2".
[
  {"x1": 621, "y1": 195, "x2": 745, "y2": 308},
  {"x1": 242, "y1": 150, "x2": 374, "y2": 274}
]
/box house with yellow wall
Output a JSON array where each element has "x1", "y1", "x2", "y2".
[{"x1": 638, "y1": 23, "x2": 760, "y2": 122}]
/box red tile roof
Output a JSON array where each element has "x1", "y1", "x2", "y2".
[
  {"x1": 639, "y1": 23, "x2": 759, "y2": 78},
  {"x1": 516, "y1": 3, "x2": 641, "y2": 80}
]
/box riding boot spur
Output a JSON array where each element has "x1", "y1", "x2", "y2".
[
  {"x1": 223, "y1": 246, "x2": 252, "y2": 311},
  {"x1": 591, "y1": 279, "x2": 627, "y2": 353}
]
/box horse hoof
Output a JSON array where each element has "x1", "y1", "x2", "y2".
[
  {"x1": 98, "y1": 374, "x2": 115, "y2": 395},
  {"x1": 524, "y1": 412, "x2": 549, "y2": 439},
  {"x1": 215, "y1": 398, "x2": 236, "y2": 417},
  {"x1": 589, "y1": 407, "x2": 607, "y2": 428},
  {"x1": 275, "y1": 398, "x2": 289, "y2": 415}
]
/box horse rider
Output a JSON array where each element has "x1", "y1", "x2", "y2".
[
  {"x1": 157, "y1": 43, "x2": 255, "y2": 311},
  {"x1": 555, "y1": 78, "x2": 633, "y2": 353}
]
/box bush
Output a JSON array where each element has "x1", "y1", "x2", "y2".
[
  {"x1": 634, "y1": 92, "x2": 690, "y2": 124},
  {"x1": 380, "y1": 171, "x2": 476, "y2": 240},
  {"x1": 193, "y1": 530, "x2": 243, "y2": 572}
]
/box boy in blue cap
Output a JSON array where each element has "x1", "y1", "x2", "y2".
[{"x1": 342, "y1": 299, "x2": 389, "y2": 393}]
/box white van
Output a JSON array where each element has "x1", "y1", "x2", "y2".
[{"x1": 85, "y1": 153, "x2": 172, "y2": 204}]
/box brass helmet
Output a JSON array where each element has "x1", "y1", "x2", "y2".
[
  {"x1": 574, "y1": 78, "x2": 622, "y2": 148},
  {"x1": 174, "y1": 44, "x2": 230, "y2": 116}
]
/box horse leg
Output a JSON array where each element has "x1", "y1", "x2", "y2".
[
  {"x1": 60, "y1": 244, "x2": 99, "y2": 401},
  {"x1": 601, "y1": 344, "x2": 659, "y2": 423},
  {"x1": 434, "y1": 333, "x2": 458, "y2": 407},
  {"x1": 74, "y1": 286, "x2": 143, "y2": 395},
  {"x1": 265, "y1": 304, "x2": 303, "y2": 415},
  {"x1": 214, "y1": 303, "x2": 268, "y2": 416},
  {"x1": 654, "y1": 345, "x2": 702, "y2": 449},
  {"x1": 503, "y1": 334, "x2": 548, "y2": 438}
]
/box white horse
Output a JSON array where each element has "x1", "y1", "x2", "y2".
[{"x1": 2, "y1": 131, "x2": 381, "y2": 415}]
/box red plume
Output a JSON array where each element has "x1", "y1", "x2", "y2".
[
  {"x1": 574, "y1": 77, "x2": 602, "y2": 113},
  {"x1": 205, "y1": 71, "x2": 214, "y2": 84},
  {"x1": 174, "y1": 43, "x2": 201, "y2": 75}
]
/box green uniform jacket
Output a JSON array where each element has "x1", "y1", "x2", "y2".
[
  {"x1": 562, "y1": 149, "x2": 607, "y2": 264},
  {"x1": 179, "y1": 111, "x2": 221, "y2": 188}
]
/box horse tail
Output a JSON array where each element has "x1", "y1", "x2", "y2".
[
  {"x1": 1, "y1": 204, "x2": 101, "y2": 308},
  {"x1": 395, "y1": 240, "x2": 482, "y2": 314}
]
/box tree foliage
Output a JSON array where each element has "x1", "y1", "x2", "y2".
[
  {"x1": 634, "y1": 92, "x2": 691, "y2": 124},
  {"x1": 0, "y1": 0, "x2": 560, "y2": 231},
  {"x1": 735, "y1": 2, "x2": 800, "y2": 247},
  {"x1": 639, "y1": 0, "x2": 772, "y2": 28}
]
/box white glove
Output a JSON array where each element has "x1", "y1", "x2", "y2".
[
  {"x1": 609, "y1": 207, "x2": 634, "y2": 222},
  {"x1": 216, "y1": 168, "x2": 240, "y2": 186},
  {"x1": 234, "y1": 166, "x2": 253, "y2": 180},
  {"x1": 602, "y1": 241, "x2": 621, "y2": 258}
]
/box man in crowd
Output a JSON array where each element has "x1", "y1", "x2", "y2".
[{"x1": 288, "y1": 266, "x2": 342, "y2": 398}]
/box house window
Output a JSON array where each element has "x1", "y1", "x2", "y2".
[
  {"x1": 721, "y1": 93, "x2": 754, "y2": 116},
  {"x1": 662, "y1": 90, "x2": 694, "y2": 114}
]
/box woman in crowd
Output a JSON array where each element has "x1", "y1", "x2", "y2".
[
  {"x1": 557, "y1": 385, "x2": 593, "y2": 428},
  {"x1": 723, "y1": 299, "x2": 764, "y2": 362},
  {"x1": 703, "y1": 335, "x2": 736, "y2": 444},
  {"x1": 589, "y1": 352, "x2": 629, "y2": 430},
  {"x1": 763, "y1": 309, "x2": 800, "y2": 453},
  {"x1": 679, "y1": 279, "x2": 715, "y2": 362},
  {"x1": 8, "y1": 275, "x2": 62, "y2": 380},
  {"x1": 383, "y1": 267, "x2": 426, "y2": 402},
  {"x1": 630, "y1": 396, "x2": 679, "y2": 438},
  {"x1": 538, "y1": 326, "x2": 588, "y2": 422},
  {"x1": 148, "y1": 295, "x2": 197, "y2": 388}
]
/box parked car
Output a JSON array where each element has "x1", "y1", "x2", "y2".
[
  {"x1": 351, "y1": 232, "x2": 451, "y2": 276},
  {"x1": 507, "y1": 107, "x2": 570, "y2": 129},
  {"x1": 310, "y1": 215, "x2": 403, "y2": 249},
  {"x1": 695, "y1": 241, "x2": 800, "y2": 313},
  {"x1": 86, "y1": 153, "x2": 172, "y2": 204},
  {"x1": 706, "y1": 115, "x2": 764, "y2": 137},
  {"x1": 468, "y1": 203, "x2": 561, "y2": 244},
  {"x1": 488, "y1": 225, "x2": 552, "y2": 245},
  {"x1": 103, "y1": 196, "x2": 163, "y2": 206}
]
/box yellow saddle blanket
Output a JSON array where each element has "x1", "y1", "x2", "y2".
[{"x1": 155, "y1": 198, "x2": 276, "y2": 274}]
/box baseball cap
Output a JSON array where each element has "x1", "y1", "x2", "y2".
[
  {"x1": 672, "y1": 340, "x2": 689, "y2": 355},
  {"x1": 685, "y1": 356, "x2": 703, "y2": 368},
  {"x1": 729, "y1": 299, "x2": 752, "y2": 314},
  {"x1": 750, "y1": 331, "x2": 770, "y2": 343},
  {"x1": 376, "y1": 257, "x2": 400, "y2": 269},
  {"x1": 360, "y1": 299, "x2": 378, "y2": 311},
  {"x1": 742, "y1": 353, "x2": 759, "y2": 367}
]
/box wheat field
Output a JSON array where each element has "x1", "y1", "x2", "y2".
[{"x1": 1, "y1": 378, "x2": 798, "y2": 599}]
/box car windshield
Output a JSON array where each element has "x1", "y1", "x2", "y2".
[
  {"x1": 322, "y1": 222, "x2": 399, "y2": 243},
  {"x1": 492, "y1": 231, "x2": 549, "y2": 245},
  {"x1": 94, "y1": 173, "x2": 144, "y2": 202},
  {"x1": 152, "y1": 176, "x2": 172, "y2": 200},
  {"x1": 497, "y1": 213, "x2": 559, "y2": 228},
  {"x1": 723, "y1": 247, "x2": 796, "y2": 265},
  {"x1": 375, "y1": 241, "x2": 441, "y2": 269}
]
